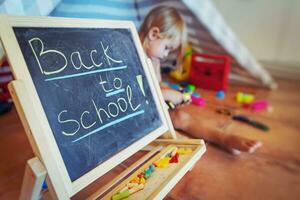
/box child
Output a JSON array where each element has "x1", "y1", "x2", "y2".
[{"x1": 139, "y1": 6, "x2": 262, "y2": 155}]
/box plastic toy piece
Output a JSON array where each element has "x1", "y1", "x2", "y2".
[
  {"x1": 170, "y1": 43, "x2": 193, "y2": 81},
  {"x1": 189, "y1": 53, "x2": 231, "y2": 91},
  {"x1": 169, "y1": 83, "x2": 182, "y2": 90},
  {"x1": 130, "y1": 177, "x2": 140, "y2": 184},
  {"x1": 112, "y1": 190, "x2": 130, "y2": 200},
  {"x1": 191, "y1": 92, "x2": 201, "y2": 98},
  {"x1": 155, "y1": 157, "x2": 171, "y2": 168},
  {"x1": 186, "y1": 84, "x2": 196, "y2": 92},
  {"x1": 177, "y1": 148, "x2": 193, "y2": 155},
  {"x1": 169, "y1": 153, "x2": 179, "y2": 163},
  {"x1": 182, "y1": 93, "x2": 191, "y2": 102},
  {"x1": 216, "y1": 90, "x2": 225, "y2": 99},
  {"x1": 191, "y1": 96, "x2": 205, "y2": 107},
  {"x1": 139, "y1": 177, "x2": 146, "y2": 184},
  {"x1": 232, "y1": 115, "x2": 269, "y2": 131},
  {"x1": 250, "y1": 100, "x2": 269, "y2": 111},
  {"x1": 149, "y1": 164, "x2": 156, "y2": 172},
  {"x1": 236, "y1": 92, "x2": 254, "y2": 103}
]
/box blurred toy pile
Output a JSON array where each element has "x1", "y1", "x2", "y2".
[{"x1": 164, "y1": 46, "x2": 271, "y2": 132}]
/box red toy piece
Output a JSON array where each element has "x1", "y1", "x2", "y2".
[
  {"x1": 169, "y1": 153, "x2": 179, "y2": 163},
  {"x1": 189, "y1": 53, "x2": 231, "y2": 91}
]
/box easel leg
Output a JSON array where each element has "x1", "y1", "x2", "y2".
[{"x1": 19, "y1": 157, "x2": 46, "y2": 200}]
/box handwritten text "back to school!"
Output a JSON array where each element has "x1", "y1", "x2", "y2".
[{"x1": 29, "y1": 37, "x2": 147, "y2": 143}]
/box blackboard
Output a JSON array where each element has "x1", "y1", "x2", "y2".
[{"x1": 13, "y1": 27, "x2": 162, "y2": 181}]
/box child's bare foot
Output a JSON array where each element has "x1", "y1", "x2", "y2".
[{"x1": 222, "y1": 134, "x2": 262, "y2": 155}]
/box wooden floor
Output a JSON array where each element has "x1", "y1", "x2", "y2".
[{"x1": 0, "y1": 78, "x2": 300, "y2": 199}]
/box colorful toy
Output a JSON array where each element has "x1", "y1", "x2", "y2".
[
  {"x1": 243, "y1": 100, "x2": 269, "y2": 111},
  {"x1": 169, "y1": 153, "x2": 179, "y2": 163},
  {"x1": 177, "y1": 148, "x2": 193, "y2": 155},
  {"x1": 111, "y1": 145, "x2": 186, "y2": 200},
  {"x1": 191, "y1": 96, "x2": 205, "y2": 107},
  {"x1": 182, "y1": 93, "x2": 191, "y2": 102},
  {"x1": 189, "y1": 53, "x2": 231, "y2": 91},
  {"x1": 170, "y1": 43, "x2": 193, "y2": 81},
  {"x1": 236, "y1": 92, "x2": 254, "y2": 103},
  {"x1": 232, "y1": 115, "x2": 269, "y2": 132},
  {"x1": 169, "y1": 83, "x2": 182, "y2": 90},
  {"x1": 112, "y1": 190, "x2": 130, "y2": 200},
  {"x1": 216, "y1": 90, "x2": 225, "y2": 99},
  {"x1": 191, "y1": 92, "x2": 201, "y2": 98},
  {"x1": 181, "y1": 88, "x2": 190, "y2": 94},
  {"x1": 186, "y1": 84, "x2": 196, "y2": 92}
]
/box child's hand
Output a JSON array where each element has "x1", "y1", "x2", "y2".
[{"x1": 161, "y1": 88, "x2": 183, "y2": 105}]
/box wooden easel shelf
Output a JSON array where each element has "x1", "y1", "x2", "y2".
[{"x1": 98, "y1": 139, "x2": 206, "y2": 200}]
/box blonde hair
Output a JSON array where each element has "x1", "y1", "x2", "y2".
[{"x1": 139, "y1": 6, "x2": 187, "y2": 66}]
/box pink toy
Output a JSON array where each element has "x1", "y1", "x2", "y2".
[
  {"x1": 251, "y1": 100, "x2": 269, "y2": 110},
  {"x1": 191, "y1": 96, "x2": 205, "y2": 107},
  {"x1": 244, "y1": 100, "x2": 269, "y2": 111}
]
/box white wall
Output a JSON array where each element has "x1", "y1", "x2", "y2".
[{"x1": 211, "y1": 0, "x2": 300, "y2": 68}]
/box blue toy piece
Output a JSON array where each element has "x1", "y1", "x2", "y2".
[
  {"x1": 181, "y1": 88, "x2": 191, "y2": 94},
  {"x1": 216, "y1": 90, "x2": 225, "y2": 99},
  {"x1": 149, "y1": 164, "x2": 156, "y2": 172},
  {"x1": 169, "y1": 84, "x2": 182, "y2": 90},
  {"x1": 192, "y1": 92, "x2": 201, "y2": 98}
]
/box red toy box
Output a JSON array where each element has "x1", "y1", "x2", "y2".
[{"x1": 189, "y1": 53, "x2": 230, "y2": 91}]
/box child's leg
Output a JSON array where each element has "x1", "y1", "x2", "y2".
[{"x1": 169, "y1": 108, "x2": 262, "y2": 155}]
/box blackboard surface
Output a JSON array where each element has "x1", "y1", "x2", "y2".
[{"x1": 13, "y1": 27, "x2": 162, "y2": 181}]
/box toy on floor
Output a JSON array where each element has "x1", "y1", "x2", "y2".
[
  {"x1": 232, "y1": 115, "x2": 269, "y2": 132},
  {"x1": 169, "y1": 43, "x2": 193, "y2": 81},
  {"x1": 189, "y1": 53, "x2": 231, "y2": 91},
  {"x1": 191, "y1": 96, "x2": 205, "y2": 107},
  {"x1": 191, "y1": 92, "x2": 201, "y2": 98},
  {"x1": 243, "y1": 100, "x2": 269, "y2": 111},
  {"x1": 216, "y1": 90, "x2": 225, "y2": 99},
  {"x1": 169, "y1": 83, "x2": 182, "y2": 91},
  {"x1": 236, "y1": 92, "x2": 254, "y2": 103}
]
